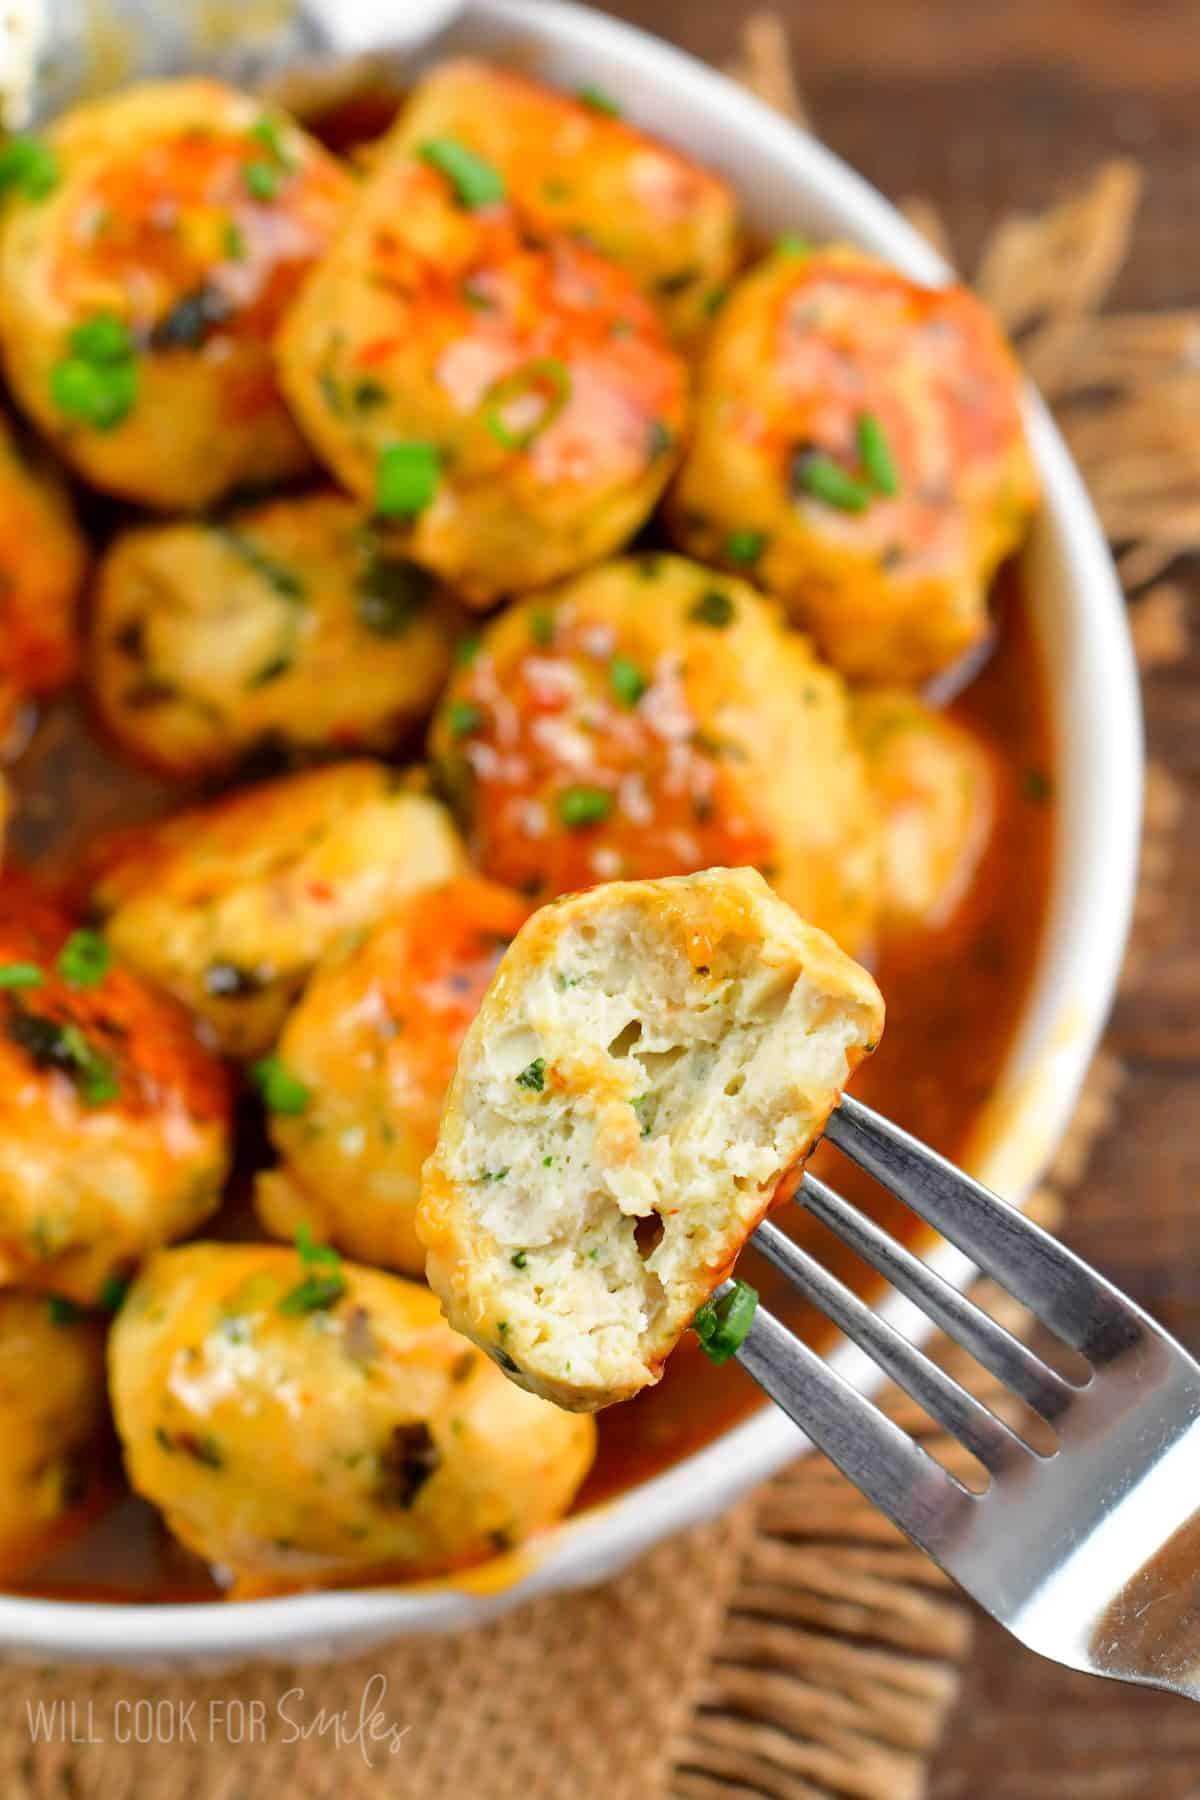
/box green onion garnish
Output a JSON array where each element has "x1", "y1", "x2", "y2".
[
  {"x1": 376, "y1": 442, "x2": 441, "y2": 518},
  {"x1": 775, "y1": 233, "x2": 810, "y2": 258},
  {"x1": 0, "y1": 964, "x2": 43, "y2": 990},
  {"x1": 529, "y1": 608, "x2": 555, "y2": 648},
  {"x1": 692, "y1": 1279, "x2": 759, "y2": 1364},
  {"x1": 516, "y1": 1057, "x2": 546, "y2": 1092},
  {"x1": 792, "y1": 452, "x2": 871, "y2": 513},
  {"x1": 447, "y1": 699, "x2": 484, "y2": 739},
  {"x1": 295, "y1": 1222, "x2": 341, "y2": 1269},
  {"x1": 250, "y1": 1054, "x2": 310, "y2": 1115},
  {"x1": 688, "y1": 590, "x2": 736, "y2": 628},
  {"x1": 608, "y1": 654, "x2": 647, "y2": 708},
  {"x1": 278, "y1": 1273, "x2": 345, "y2": 1316},
  {"x1": 0, "y1": 136, "x2": 59, "y2": 201},
  {"x1": 484, "y1": 358, "x2": 572, "y2": 451},
  {"x1": 856, "y1": 412, "x2": 901, "y2": 496},
  {"x1": 726, "y1": 528, "x2": 767, "y2": 564},
  {"x1": 50, "y1": 311, "x2": 137, "y2": 431},
  {"x1": 58, "y1": 928, "x2": 110, "y2": 990},
  {"x1": 243, "y1": 162, "x2": 281, "y2": 201},
  {"x1": 557, "y1": 786, "x2": 614, "y2": 829},
  {"x1": 419, "y1": 137, "x2": 506, "y2": 210},
  {"x1": 577, "y1": 84, "x2": 622, "y2": 117}
]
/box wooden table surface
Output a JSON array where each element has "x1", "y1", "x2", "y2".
[{"x1": 598, "y1": 3, "x2": 1200, "y2": 1792}]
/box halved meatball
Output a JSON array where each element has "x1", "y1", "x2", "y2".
[
  {"x1": 667, "y1": 244, "x2": 1039, "y2": 683},
  {"x1": 0, "y1": 79, "x2": 351, "y2": 508},
  {"x1": 0, "y1": 1292, "x2": 111, "y2": 1573},
  {"x1": 91, "y1": 492, "x2": 459, "y2": 776},
  {"x1": 429, "y1": 553, "x2": 880, "y2": 957},
  {"x1": 420, "y1": 869, "x2": 884, "y2": 1410},
  {"x1": 389, "y1": 58, "x2": 740, "y2": 340},
  {"x1": 256, "y1": 876, "x2": 531, "y2": 1275},
  {"x1": 109, "y1": 1242, "x2": 596, "y2": 1587},
  {"x1": 0, "y1": 409, "x2": 86, "y2": 747},
  {"x1": 276, "y1": 149, "x2": 688, "y2": 606},
  {"x1": 0, "y1": 880, "x2": 232, "y2": 1304},
  {"x1": 853, "y1": 690, "x2": 996, "y2": 935},
  {"x1": 88, "y1": 762, "x2": 466, "y2": 1058}
]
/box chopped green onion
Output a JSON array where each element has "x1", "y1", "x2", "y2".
[
  {"x1": 688, "y1": 590, "x2": 736, "y2": 628},
  {"x1": 484, "y1": 358, "x2": 572, "y2": 451},
  {"x1": 632, "y1": 1093, "x2": 656, "y2": 1137},
  {"x1": 775, "y1": 232, "x2": 810, "y2": 257},
  {"x1": 98, "y1": 1274, "x2": 130, "y2": 1312},
  {"x1": 692, "y1": 1279, "x2": 759, "y2": 1364},
  {"x1": 376, "y1": 442, "x2": 441, "y2": 518},
  {"x1": 856, "y1": 411, "x2": 901, "y2": 496},
  {"x1": 792, "y1": 452, "x2": 871, "y2": 513},
  {"x1": 250, "y1": 1054, "x2": 310, "y2": 1115},
  {"x1": 222, "y1": 218, "x2": 247, "y2": 261},
  {"x1": 511, "y1": 1251, "x2": 529, "y2": 1269},
  {"x1": 558, "y1": 785, "x2": 614, "y2": 829},
  {"x1": 609, "y1": 654, "x2": 647, "y2": 708},
  {"x1": 516, "y1": 1057, "x2": 546, "y2": 1092},
  {"x1": 0, "y1": 964, "x2": 43, "y2": 990},
  {"x1": 726, "y1": 528, "x2": 767, "y2": 564},
  {"x1": 295, "y1": 1222, "x2": 341, "y2": 1269},
  {"x1": 70, "y1": 314, "x2": 133, "y2": 363},
  {"x1": 529, "y1": 609, "x2": 555, "y2": 648},
  {"x1": 447, "y1": 699, "x2": 484, "y2": 738},
  {"x1": 47, "y1": 1295, "x2": 85, "y2": 1326},
  {"x1": 577, "y1": 84, "x2": 622, "y2": 117},
  {"x1": 278, "y1": 1272, "x2": 345, "y2": 1316},
  {"x1": 456, "y1": 634, "x2": 482, "y2": 667},
  {"x1": 419, "y1": 137, "x2": 506, "y2": 210},
  {"x1": 57, "y1": 928, "x2": 110, "y2": 990},
  {"x1": 60, "y1": 1026, "x2": 119, "y2": 1106},
  {"x1": 0, "y1": 136, "x2": 59, "y2": 201},
  {"x1": 243, "y1": 161, "x2": 281, "y2": 201},
  {"x1": 249, "y1": 116, "x2": 291, "y2": 164}
]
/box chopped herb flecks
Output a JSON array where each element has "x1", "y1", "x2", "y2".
[
  {"x1": 856, "y1": 412, "x2": 901, "y2": 497},
  {"x1": 0, "y1": 135, "x2": 59, "y2": 201},
  {"x1": 692, "y1": 1279, "x2": 759, "y2": 1364},
  {"x1": 0, "y1": 963, "x2": 43, "y2": 990},
  {"x1": 418, "y1": 137, "x2": 506, "y2": 210},
  {"x1": 516, "y1": 1057, "x2": 546, "y2": 1092},
  {"x1": 58, "y1": 929, "x2": 110, "y2": 990},
  {"x1": 726, "y1": 528, "x2": 766, "y2": 564},
  {"x1": 250, "y1": 1054, "x2": 310, "y2": 1115},
  {"x1": 688, "y1": 589, "x2": 736, "y2": 628},
  {"x1": 577, "y1": 84, "x2": 622, "y2": 117},
  {"x1": 558, "y1": 785, "x2": 614, "y2": 829},
  {"x1": 376, "y1": 442, "x2": 441, "y2": 518},
  {"x1": 609, "y1": 654, "x2": 647, "y2": 708},
  {"x1": 791, "y1": 450, "x2": 871, "y2": 513}
]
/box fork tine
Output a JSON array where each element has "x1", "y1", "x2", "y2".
[
  {"x1": 825, "y1": 1096, "x2": 1142, "y2": 1363},
  {"x1": 798, "y1": 1172, "x2": 1075, "y2": 1424},
  {"x1": 734, "y1": 1298, "x2": 978, "y2": 1557},
  {"x1": 752, "y1": 1218, "x2": 1033, "y2": 1474}
]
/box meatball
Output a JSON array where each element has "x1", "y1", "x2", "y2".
[
  {"x1": 0, "y1": 880, "x2": 231, "y2": 1304},
  {"x1": 667, "y1": 244, "x2": 1039, "y2": 684},
  {"x1": 276, "y1": 149, "x2": 688, "y2": 606},
  {"x1": 420, "y1": 869, "x2": 884, "y2": 1409},
  {"x1": 88, "y1": 761, "x2": 467, "y2": 1058},
  {"x1": 0, "y1": 1292, "x2": 111, "y2": 1572},
  {"x1": 854, "y1": 690, "x2": 995, "y2": 935},
  {"x1": 109, "y1": 1243, "x2": 596, "y2": 1586},
  {"x1": 429, "y1": 553, "x2": 880, "y2": 957},
  {"x1": 256, "y1": 877, "x2": 531, "y2": 1275},
  {"x1": 91, "y1": 493, "x2": 459, "y2": 777},
  {"x1": 0, "y1": 409, "x2": 86, "y2": 746},
  {"x1": 0, "y1": 80, "x2": 351, "y2": 509},
  {"x1": 389, "y1": 59, "x2": 740, "y2": 341}
]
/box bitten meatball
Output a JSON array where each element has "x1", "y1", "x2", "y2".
[
  {"x1": 429, "y1": 553, "x2": 880, "y2": 957},
  {"x1": 667, "y1": 244, "x2": 1039, "y2": 684},
  {"x1": 0, "y1": 409, "x2": 86, "y2": 747},
  {"x1": 0, "y1": 80, "x2": 351, "y2": 509},
  {"x1": 109, "y1": 1243, "x2": 596, "y2": 1586},
  {"x1": 276, "y1": 148, "x2": 688, "y2": 606},
  {"x1": 853, "y1": 690, "x2": 995, "y2": 935},
  {"x1": 256, "y1": 877, "x2": 531, "y2": 1275},
  {"x1": 0, "y1": 881, "x2": 232, "y2": 1304},
  {"x1": 88, "y1": 762, "x2": 467, "y2": 1058},
  {"x1": 420, "y1": 869, "x2": 884, "y2": 1410},
  {"x1": 91, "y1": 493, "x2": 459, "y2": 777},
  {"x1": 389, "y1": 59, "x2": 740, "y2": 340},
  {"x1": 0, "y1": 1292, "x2": 111, "y2": 1572}
]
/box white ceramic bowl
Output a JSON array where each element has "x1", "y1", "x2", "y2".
[{"x1": 0, "y1": 0, "x2": 1143, "y2": 1669}]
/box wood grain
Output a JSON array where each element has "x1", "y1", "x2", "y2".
[{"x1": 600, "y1": 1, "x2": 1200, "y2": 1789}]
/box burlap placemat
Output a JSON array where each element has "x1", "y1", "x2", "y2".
[{"x1": 0, "y1": 15, "x2": 1189, "y2": 1798}]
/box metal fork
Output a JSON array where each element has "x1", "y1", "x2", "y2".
[{"x1": 736, "y1": 1094, "x2": 1200, "y2": 1701}]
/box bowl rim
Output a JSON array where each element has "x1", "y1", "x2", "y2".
[{"x1": 0, "y1": 0, "x2": 1144, "y2": 1662}]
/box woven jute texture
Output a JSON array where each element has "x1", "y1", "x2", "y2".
[{"x1": 0, "y1": 15, "x2": 1190, "y2": 1799}]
